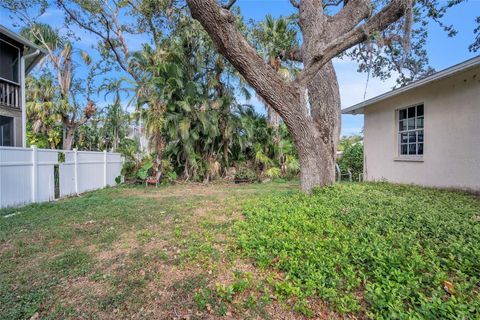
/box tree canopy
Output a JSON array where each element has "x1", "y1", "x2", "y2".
[{"x1": 0, "y1": 0, "x2": 477, "y2": 188}]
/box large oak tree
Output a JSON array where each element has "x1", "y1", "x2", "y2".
[{"x1": 186, "y1": 0, "x2": 466, "y2": 192}]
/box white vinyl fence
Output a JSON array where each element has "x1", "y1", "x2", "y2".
[{"x1": 0, "y1": 146, "x2": 123, "y2": 209}]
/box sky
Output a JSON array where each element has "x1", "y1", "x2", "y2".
[{"x1": 1, "y1": 0, "x2": 479, "y2": 136}]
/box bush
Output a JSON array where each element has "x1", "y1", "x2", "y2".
[
  {"x1": 338, "y1": 142, "x2": 363, "y2": 181},
  {"x1": 235, "y1": 183, "x2": 480, "y2": 318},
  {"x1": 136, "y1": 160, "x2": 153, "y2": 180},
  {"x1": 121, "y1": 160, "x2": 136, "y2": 180},
  {"x1": 234, "y1": 167, "x2": 259, "y2": 183},
  {"x1": 165, "y1": 171, "x2": 177, "y2": 183},
  {"x1": 284, "y1": 155, "x2": 300, "y2": 178},
  {"x1": 265, "y1": 167, "x2": 281, "y2": 179}
]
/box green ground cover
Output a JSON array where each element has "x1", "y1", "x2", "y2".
[
  {"x1": 1, "y1": 181, "x2": 479, "y2": 319},
  {"x1": 237, "y1": 183, "x2": 480, "y2": 318}
]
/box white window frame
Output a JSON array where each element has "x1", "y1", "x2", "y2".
[
  {"x1": 396, "y1": 103, "x2": 424, "y2": 159},
  {"x1": 0, "y1": 38, "x2": 21, "y2": 86}
]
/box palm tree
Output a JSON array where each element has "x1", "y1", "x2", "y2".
[
  {"x1": 26, "y1": 75, "x2": 61, "y2": 149},
  {"x1": 252, "y1": 15, "x2": 299, "y2": 133},
  {"x1": 21, "y1": 23, "x2": 96, "y2": 150},
  {"x1": 100, "y1": 101, "x2": 128, "y2": 152}
]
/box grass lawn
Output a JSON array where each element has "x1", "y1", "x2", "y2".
[{"x1": 1, "y1": 182, "x2": 479, "y2": 319}]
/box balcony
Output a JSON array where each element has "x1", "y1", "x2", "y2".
[{"x1": 0, "y1": 78, "x2": 20, "y2": 110}]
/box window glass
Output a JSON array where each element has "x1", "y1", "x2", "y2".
[
  {"x1": 416, "y1": 117, "x2": 424, "y2": 129},
  {"x1": 407, "y1": 118, "x2": 415, "y2": 130},
  {"x1": 417, "y1": 105, "x2": 424, "y2": 117},
  {"x1": 0, "y1": 40, "x2": 20, "y2": 83},
  {"x1": 398, "y1": 104, "x2": 424, "y2": 156},
  {"x1": 408, "y1": 132, "x2": 416, "y2": 143},
  {"x1": 0, "y1": 116, "x2": 14, "y2": 146},
  {"x1": 408, "y1": 107, "x2": 415, "y2": 118},
  {"x1": 408, "y1": 143, "x2": 416, "y2": 155},
  {"x1": 417, "y1": 131, "x2": 423, "y2": 142}
]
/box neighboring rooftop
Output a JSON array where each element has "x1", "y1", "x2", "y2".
[
  {"x1": 0, "y1": 24, "x2": 47, "y2": 74},
  {"x1": 342, "y1": 55, "x2": 480, "y2": 115}
]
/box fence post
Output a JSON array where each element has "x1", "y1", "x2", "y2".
[
  {"x1": 121, "y1": 156, "x2": 125, "y2": 183},
  {"x1": 103, "y1": 150, "x2": 107, "y2": 187},
  {"x1": 31, "y1": 145, "x2": 38, "y2": 203},
  {"x1": 73, "y1": 148, "x2": 79, "y2": 195},
  {"x1": 335, "y1": 163, "x2": 341, "y2": 182}
]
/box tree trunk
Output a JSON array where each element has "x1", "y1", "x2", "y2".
[
  {"x1": 154, "y1": 135, "x2": 165, "y2": 182},
  {"x1": 186, "y1": 0, "x2": 405, "y2": 192},
  {"x1": 63, "y1": 126, "x2": 76, "y2": 150},
  {"x1": 47, "y1": 129, "x2": 57, "y2": 150},
  {"x1": 294, "y1": 127, "x2": 335, "y2": 191},
  {"x1": 306, "y1": 62, "x2": 342, "y2": 185},
  {"x1": 283, "y1": 63, "x2": 340, "y2": 191},
  {"x1": 287, "y1": 102, "x2": 336, "y2": 191},
  {"x1": 223, "y1": 138, "x2": 229, "y2": 164}
]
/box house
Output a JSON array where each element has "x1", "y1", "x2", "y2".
[
  {"x1": 342, "y1": 56, "x2": 480, "y2": 191},
  {"x1": 0, "y1": 25, "x2": 46, "y2": 147}
]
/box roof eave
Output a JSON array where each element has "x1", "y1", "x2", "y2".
[
  {"x1": 0, "y1": 24, "x2": 47, "y2": 74},
  {"x1": 25, "y1": 52, "x2": 46, "y2": 74},
  {"x1": 0, "y1": 24, "x2": 47, "y2": 55},
  {"x1": 341, "y1": 55, "x2": 480, "y2": 115}
]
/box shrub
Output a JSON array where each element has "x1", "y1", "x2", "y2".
[
  {"x1": 136, "y1": 160, "x2": 153, "y2": 180},
  {"x1": 165, "y1": 171, "x2": 177, "y2": 183},
  {"x1": 235, "y1": 183, "x2": 480, "y2": 318},
  {"x1": 265, "y1": 167, "x2": 281, "y2": 179},
  {"x1": 121, "y1": 160, "x2": 136, "y2": 180},
  {"x1": 234, "y1": 167, "x2": 259, "y2": 183},
  {"x1": 284, "y1": 155, "x2": 300, "y2": 178},
  {"x1": 338, "y1": 142, "x2": 363, "y2": 181}
]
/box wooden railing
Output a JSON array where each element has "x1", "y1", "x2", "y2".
[{"x1": 0, "y1": 79, "x2": 21, "y2": 109}]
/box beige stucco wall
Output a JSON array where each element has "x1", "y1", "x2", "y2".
[
  {"x1": 0, "y1": 106, "x2": 23, "y2": 147},
  {"x1": 364, "y1": 66, "x2": 480, "y2": 191}
]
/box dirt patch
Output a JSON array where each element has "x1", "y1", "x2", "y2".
[
  {"x1": 60, "y1": 276, "x2": 107, "y2": 298},
  {"x1": 125, "y1": 182, "x2": 237, "y2": 199},
  {"x1": 72, "y1": 220, "x2": 97, "y2": 231},
  {"x1": 123, "y1": 181, "x2": 291, "y2": 201},
  {"x1": 46, "y1": 276, "x2": 111, "y2": 318}
]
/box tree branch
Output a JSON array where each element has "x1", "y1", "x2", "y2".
[
  {"x1": 126, "y1": 0, "x2": 161, "y2": 44},
  {"x1": 279, "y1": 48, "x2": 303, "y2": 62},
  {"x1": 222, "y1": 0, "x2": 237, "y2": 9},
  {"x1": 323, "y1": 0, "x2": 343, "y2": 9},
  {"x1": 299, "y1": 0, "x2": 405, "y2": 84},
  {"x1": 289, "y1": 0, "x2": 300, "y2": 9},
  {"x1": 57, "y1": 0, "x2": 140, "y2": 83},
  {"x1": 187, "y1": 0, "x2": 302, "y2": 124},
  {"x1": 328, "y1": 0, "x2": 371, "y2": 38}
]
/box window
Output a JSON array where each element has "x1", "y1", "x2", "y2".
[
  {"x1": 398, "y1": 104, "x2": 424, "y2": 156},
  {"x1": 0, "y1": 116, "x2": 14, "y2": 146},
  {"x1": 0, "y1": 39, "x2": 20, "y2": 84}
]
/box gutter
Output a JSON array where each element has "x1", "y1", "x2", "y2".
[{"x1": 21, "y1": 49, "x2": 41, "y2": 148}]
